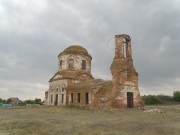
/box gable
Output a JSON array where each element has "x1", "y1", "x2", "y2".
[
  {"x1": 54, "y1": 74, "x2": 63, "y2": 79},
  {"x1": 49, "y1": 74, "x2": 63, "y2": 82}
]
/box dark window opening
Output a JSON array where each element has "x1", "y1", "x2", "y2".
[
  {"x1": 51, "y1": 95, "x2": 53, "y2": 104},
  {"x1": 62, "y1": 94, "x2": 64, "y2": 103},
  {"x1": 62, "y1": 87, "x2": 65, "y2": 92},
  {"x1": 68, "y1": 59, "x2": 74, "y2": 68},
  {"x1": 71, "y1": 93, "x2": 73, "y2": 103},
  {"x1": 85, "y1": 92, "x2": 89, "y2": 104},
  {"x1": 60, "y1": 60, "x2": 63, "y2": 68},
  {"x1": 55, "y1": 94, "x2": 58, "y2": 106},
  {"x1": 77, "y1": 93, "x2": 80, "y2": 103},
  {"x1": 82, "y1": 60, "x2": 86, "y2": 70},
  {"x1": 123, "y1": 38, "x2": 127, "y2": 59}
]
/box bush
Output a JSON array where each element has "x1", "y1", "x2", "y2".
[
  {"x1": 173, "y1": 91, "x2": 180, "y2": 102},
  {"x1": 34, "y1": 98, "x2": 42, "y2": 104},
  {"x1": 0, "y1": 98, "x2": 7, "y2": 104},
  {"x1": 25, "y1": 100, "x2": 35, "y2": 104},
  {"x1": 142, "y1": 95, "x2": 161, "y2": 105},
  {"x1": 24, "y1": 98, "x2": 42, "y2": 105},
  {"x1": 157, "y1": 95, "x2": 173, "y2": 103}
]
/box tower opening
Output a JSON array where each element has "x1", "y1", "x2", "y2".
[{"x1": 123, "y1": 38, "x2": 126, "y2": 59}]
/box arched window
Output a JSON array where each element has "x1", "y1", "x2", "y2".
[
  {"x1": 60, "y1": 60, "x2": 63, "y2": 68},
  {"x1": 71, "y1": 93, "x2": 73, "y2": 103},
  {"x1": 51, "y1": 95, "x2": 53, "y2": 104},
  {"x1": 61, "y1": 84, "x2": 66, "y2": 92},
  {"x1": 68, "y1": 59, "x2": 74, "y2": 69},
  {"x1": 82, "y1": 60, "x2": 86, "y2": 70}
]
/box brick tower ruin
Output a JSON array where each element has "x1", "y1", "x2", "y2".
[{"x1": 110, "y1": 34, "x2": 143, "y2": 108}]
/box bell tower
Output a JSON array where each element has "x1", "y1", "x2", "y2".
[
  {"x1": 114, "y1": 34, "x2": 132, "y2": 60},
  {"x1": 110, "y1": 34, "x2": 143, "y2": 108}
]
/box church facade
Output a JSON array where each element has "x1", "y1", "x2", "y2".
[{"x1": 44, "y1": 34, "x2": 144, "y2": 109}]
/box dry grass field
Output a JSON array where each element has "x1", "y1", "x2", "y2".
[{"x1": 0, "y1": 105, "x2": 179, "y2": 135}]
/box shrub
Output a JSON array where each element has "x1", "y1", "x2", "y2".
[
  {"x1": 173, "y1": 91, "x2": 180, "y2": 102},
  {"x1": 157, "y1": 95, "x2": 173, "y2": 103},
  {"x1": 142, "y1": 95, "x2": 161, "y2": 105},
  {"x1": 24, "y1": 98, "x2": 42, "y2": 105},
  {"x1": 25, "y1": 100, "x2": 35, "y2": 104},
  {"x1": 0, "y1": 98, "x2": 7, "y2": 104},
  {"x1": 35, "y1": 98, "x2": 42, "y2": 104}
]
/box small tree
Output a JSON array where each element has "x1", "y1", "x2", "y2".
[
  {"x1": 25, "y1": 98, "x2": 42, "y2": 105},
  {"x1": 173, "y1": 91, "x2": 180, "y2": 102},
  {"x1": 25, "y1": 100, "x2": 35, "y2": 104},
  {"x1": 34, "y1": 98, "x2": 42, "y2": 104},
  {"x1": 6, "y1": 98, "x2": 12, "y2": 104},
  {"x1": 0, "y1": 98, "x2": 7, "y2": 104}
]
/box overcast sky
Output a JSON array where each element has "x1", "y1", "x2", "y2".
[{"x1": 0, "y1": 0, "x2": 180, "y2": 100}]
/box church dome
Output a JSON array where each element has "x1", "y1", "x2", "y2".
[{"x1": 61, "y1": 45, "x2": 92, "y2": 58}]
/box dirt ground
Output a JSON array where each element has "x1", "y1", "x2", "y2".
[{"x1": 0, "y1": 104, "x2": 179, "y2": 135}]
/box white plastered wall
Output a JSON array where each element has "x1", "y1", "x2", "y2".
[
  {"x1": 46, "y1": 79, "x2": 67, "y2": 105},
  {"x1": 58, "y1": 54, "x2": 91, "y2": 73},
  {"x1": 122, "y1": 81, "x2": 139, "y2": 105}
]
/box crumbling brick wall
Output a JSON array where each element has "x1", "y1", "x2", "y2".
[{"x1": 110, "y1": 34, "x2": 144, "y2": 108}]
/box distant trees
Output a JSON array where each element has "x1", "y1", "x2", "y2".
[
  {"x1": 0, "y1": 98, "x2": 7, "y2": 104},
  {"x1": 25, "y1": 100, "x2": 35, "y2": 104},
  {"x1": 34, "y1": 98, "x2": 42, "y2": 104},
  {"x1": 25, "y1": 98, "x2": 42, "y2": 105},
  {"x1": 6, "y1": 98, "x2": 11, "y2": 104},
  {"x1": 157, "y1": 95, "x2": 173, "y2": 103},
  {"x1": 142, "y1": 95, "x2": 161, "y2": 105},
  {"x1": 0, "y1": 98, "x2": 43, "y2": 105},
  {"x1": 173, "y1": 91, "x2": 180, "y2": 102},
  {"x1": 142, "y1": 91, "x2": 180, "y2": 105}
]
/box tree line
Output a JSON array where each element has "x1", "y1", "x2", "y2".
[
  {"x1": 142, "y1": 91, "x2": 180, "y2": 105},
  {"x1": 0, "y1": 98, "x2": 43, "y2": 105}
]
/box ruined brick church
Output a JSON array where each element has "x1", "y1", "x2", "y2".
[{"x1": 44, "y1": 34, "x2": 143, "y2": 109}]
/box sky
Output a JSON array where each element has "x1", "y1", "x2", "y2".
[{"x1": 0, "y1": 0, "x2": 180, "y2": 100}]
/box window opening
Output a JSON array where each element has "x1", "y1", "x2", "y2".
[
  {"x1": 85, "y1": 93, "x2": 89, "y2": 104},
  {"x1": 51, "y1": 95, "x2": 53, "y2": 104},
  {"x1": 78, "y1": 93, "x2": 80, "y2": 103},
  {"x1": 82, "y1": 60, "x2": 86, "y2": 70},
  {"x1": 62, "y1": 87, "x2": 65, "y2": 92},
  {"x1": 123, "y1": 38, "x2": 126, "y2": 59},
  {"x1": 55, "y1": 94, "x2": 58, "y2": 106},
  {"x1": 61, "y1": 94, "x2": 64, "y2": 103},
  {"x1": 68, "y1": 59, "x2": 74, "y2": 68},
  {"x1": 60, "y1": 60, "x2": 62, "y2": 68},
  {"x1": 71, "y1": 93, "x2": 73, "y2": 103}
]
